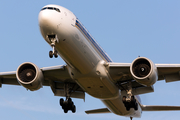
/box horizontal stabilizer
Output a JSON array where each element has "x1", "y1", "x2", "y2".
[
  {"x1": 142, "y1": 105, "x2": 180, "y2": 111},
  {"x1": 85, "y1": 108, "x2": 111, "y2": 114}
]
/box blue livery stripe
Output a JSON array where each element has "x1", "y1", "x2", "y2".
[{"x1": 75, "y1": 20, "x2": 112, "y2": 62}]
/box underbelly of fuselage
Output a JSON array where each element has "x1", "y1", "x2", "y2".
[{"x1": 43, "y1": 24, "x2": 141, "y2": 117}]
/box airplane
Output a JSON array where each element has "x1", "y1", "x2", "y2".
[{"x1": 1, "y1": 4, "x2": 180, "y2": 120}]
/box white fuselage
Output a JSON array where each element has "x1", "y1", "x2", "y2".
[{"x1": 38, "y1": 4, "x2": 141, "y2": 118}]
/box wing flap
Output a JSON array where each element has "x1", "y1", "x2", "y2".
[
  {"x1": 85, "y1": 108, "x2": 111, "y2": 114},
  {"x1": 49, "y1": 80, "x2": 85, "y2": 100},
  {"x1": 42, "y1": 65, "x2": 85, "y2": 100}
]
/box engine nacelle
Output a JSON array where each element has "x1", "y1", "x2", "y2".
[
  {"x1": 130, "y1": 57, "x2": 158, "y2": 86},
  {"x1": 16, "y1": 62, "x2": 44, "y2": 91}
]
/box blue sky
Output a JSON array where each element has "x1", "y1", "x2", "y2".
[{"x1": 0, "y1": 0, "x2": 180, "y2": 120}]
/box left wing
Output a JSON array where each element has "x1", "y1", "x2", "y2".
[
  {"x1": 108, "y1": 62, "x2": 180, "y2": 82},
  {"x1": 0, "y1": 64, "x2": 85, "y2": 100},
  {"x1": 108, "y1": 60, "x2": 180, "y2": 95}
]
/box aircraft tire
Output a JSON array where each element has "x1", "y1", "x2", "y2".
[
  {"x1": 64, "y1": 108, "x2": 68, "y2": 113},
  {"x1": 68, "y1": 98, "x2": 72, "y2": 104},
  {"x1": 54, "y1": 50, "x2": 58, "y2": 58},
  {"x1": 134, "y1": 103, "x2": 138, "y2": 110},
  {"x1": 122, "y1": 96, "x2": 126, "y2": 103},
  {"x1": 72, "y1": 105, "x2": 76, "y2": 113},
  {"x1": 126, "y1": 106, "x2": 130, "y2": 111},
  {"x1": 49, "y1": 51, "x2": 53, "y2": 58},
  {"x1": 60, "y1": 98, "x2": 64, "y2": 106}
]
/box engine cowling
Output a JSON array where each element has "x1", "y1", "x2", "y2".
[
  {"x1": 130, "y1": 57, "x2": 158, "y2": 86},
  {"x1": 16, "y1": 62, "x2": 44, "y2": 91}
]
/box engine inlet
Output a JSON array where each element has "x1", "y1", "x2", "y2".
[{"x1": 132, "y1": 58, "x2": 151, "y2": 77}]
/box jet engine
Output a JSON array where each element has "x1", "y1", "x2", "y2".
[
  {"x1": 16, "y1": 62, "x2": 44, "y2": 91},
  {"x1": 130, "y1": 57, "x2": 158, "y2": 86}
]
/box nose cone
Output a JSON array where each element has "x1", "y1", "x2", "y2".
[
  {"x1": 38, "y1": 10, "x2": 60, "y2": 35},
  {"x1": 38, "y1": 10, "x2": 52, "y2": 28}
]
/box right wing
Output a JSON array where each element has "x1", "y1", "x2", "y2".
[{"x1": 0, "y1": 64, "x2": 85, "y2": 100}]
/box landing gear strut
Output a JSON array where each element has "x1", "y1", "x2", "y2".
[
  {"x1": 59, "y1": 84, "x2": 76, "y2": 113},
  {"x1": 122, "y1": 82, "x2": 138, "y2": 111},
  {"x1": 48, "y1": 35, "x2": 58, "y2": 58}
]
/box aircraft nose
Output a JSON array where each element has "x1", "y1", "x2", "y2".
[
  {"x1": 38, "y1": 10, "x2": 52, "y2": 28},
  {"x1": 38, "y1": 9, "x2": 61, "y2": 36}
]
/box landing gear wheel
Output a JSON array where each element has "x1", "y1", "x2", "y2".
[
  {"x1": 60, "y1": 97, "x2": 76, "y2": 113},
  {"x1": 126, "y1": 105, "x2": 130, "y2": 111},
  {"x1": 49, "y1": 51, "x2": 53, "y2": 58},
  {"x1": 123, "y1": 95, "x2": 138, "y2": 111},
  {"x1": 122, "y1": 96, "x2": 126, "y2": 103},
  {"x1": 68, "y1": 98, "x2": 72, "y2": 104},
  {"x1": 72, "y1": 105, "x2": 76, "y2": 113},
  {"x1": 54, "y1": 50, "x2": 58, "y2": 58},
  {"x1": 60, "y1": 98, "x2": 64, "y2": 106},
  {"x1": 134, "y1": 102, "x2": 138, "y2": 110},
  {"x1": 64, "y1": 108, "x2": 68, "y2": 113},
  {"x1": 131, "y1": 96, "x2": 135, "y2": 102}
]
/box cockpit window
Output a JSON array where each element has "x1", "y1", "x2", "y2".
[{"x1": 41, "y1": 7, "x2": 60, "y2": 13}]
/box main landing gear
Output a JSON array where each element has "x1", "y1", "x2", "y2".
[
  {"x1": 59, "y1": 84, "x2": 76, "y2": 113},
  {"x1": 48, "y1": 35, "x2": 58, "y2": 58},
  {"x1": 123, "y1": 95, "x2": 138, "y2": 111},
  {"x1": 60, "y1": 98, "x2": 76, "y2": 113},
  {"x1": 122, "y1": 83, "x2": 138, "y2": 111}
]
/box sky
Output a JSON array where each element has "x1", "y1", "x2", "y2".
[{"x1": 0, "y1": 0, "x2": 180, "y2": 120}]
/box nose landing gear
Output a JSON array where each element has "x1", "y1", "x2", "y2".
[
  {"x1": 49, "y1": 49, "x2": 58, "y2": 58},
  {"x1": 48, "y1": 35, "x2": 58, "y2": 58}
]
